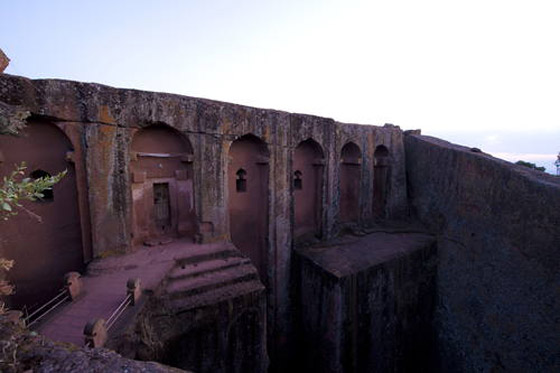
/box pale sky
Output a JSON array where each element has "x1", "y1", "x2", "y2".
[{"x1": 1, "y1": 0, "x2": 559, "y2": 172}]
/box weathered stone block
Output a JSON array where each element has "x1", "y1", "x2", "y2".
[
  {"x1": 294, "y1": 232, "x2": 437, "y2": 372},
  {"x1": 405, "y1": 134, "x2": 560, "y2": 372}
]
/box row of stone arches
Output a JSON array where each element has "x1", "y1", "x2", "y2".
[
  {"x1": 128, "y1": 126, "x2": 391, "y2": 280},
  {"x1": 0, "y1": 121, "x2": 391, "y2": 308},
  {"x1": 128, "y1": 125, "x2": 391, "y2": 251},
  {"x1": 226, "y1": 134, "x2": 391, "y2": 279}
]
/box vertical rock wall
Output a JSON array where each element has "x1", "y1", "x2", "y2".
[
  {"x1": 110, "y1": 287, "x2": 267, "y2": 373},
  {"x1": 405, "y1": 134, "x2": 560, "y2": 372},
  {"x1": 294, "y1": 233, "x2": 438, "y2": 372}
]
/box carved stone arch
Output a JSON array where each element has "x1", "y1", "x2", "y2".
[
  {"x1": 0, "y1": 120, "x2": 85, "y2": 309},
  {"x1": 228, "y1": 134, "x2": 269, "y2": 279},
  {"x1": 374, "y1": 144, "x2": 389, "y2": 162},
  {"x1": 373, "y1": 144, "x2": 390, "y2": 218},
  {"x1": 340, "y1": 141, "x2": 362, "y2": 223},
  {"x1": 129, "y1": 123, "x2": 196, "y2": 245},
  {"x1": 294, "y1": 138, "x2": 325, "y2": 241},
  {"x1": 131, "y1": 123, "x2": 194, "y2": 155}
]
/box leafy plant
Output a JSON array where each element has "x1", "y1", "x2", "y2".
[
  {"x1": 0, "y1": 163, "x2": 66, "y2": 221},
  {"x1": 0, "y1": 163, "x2": 66, "y2": 303}
]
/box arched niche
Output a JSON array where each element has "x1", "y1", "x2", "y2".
[
  {"x1": 339, "y1": 142, "x2": 362, "y2": 223},
  {"x1": 130, "y1": 124, "x2": 195, "y2": 245},
  {"x1": 0, "y1": 121, "x2": 85, "y2": 309},
  {"x1": 373, "y1": 145, "x2": 390, "y2": 218},
  {"x1": 293, "y1": 139, "x2": 325, "y2": 240},
  {"x1": 228, "y1": 134, "x2": 269, "y2": 279}
]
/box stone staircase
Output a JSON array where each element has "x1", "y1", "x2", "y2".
[{"x1": 165, "y1": 243, "x2": 265, "y2": 311}]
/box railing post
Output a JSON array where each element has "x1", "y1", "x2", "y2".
[
  {"x1": 84, "y1": 318, "x2": 107, "y2": 348},
  {"x1": 64, "y1": 271, "x2": 82, "y2": 300},
  {"x1": 5, "y1": 310, "x2": 24, "y2": 327},
  {"x1": 127, "y1": 278, "x2": 141, "y2": 306}
]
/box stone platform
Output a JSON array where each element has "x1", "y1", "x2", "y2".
[
  {"x1": 294, "y1": 231, "x2": 437, "y2": 373},
  {"x1": 36, "y1": 239, "x2": 257, "y2": 346}
]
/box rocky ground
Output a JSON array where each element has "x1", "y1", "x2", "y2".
[{"x1": 0, "y1": 314, "x2": 186, "y2": 373}]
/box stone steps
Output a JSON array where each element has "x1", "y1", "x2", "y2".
[
  {"x1": 173, "y1": 243, "x2": 239, "y2": 266},
  {"x1": 169, "y1": 279, "x2": 265, "y2": 312},
  {"x1": 168, "y1": 256, "x2": 251, "y2": 281},
  {"x1": 165, "y1": 243, "x2": 264, "y2": 312},
  {"x1": 167, "y1": 263, "x2": 258, "y2": 299}
]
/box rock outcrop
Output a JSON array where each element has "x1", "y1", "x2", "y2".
[
  {"x1": 294, "y1": 231, "x2": 437, "y2": 372},
  {"x1": 0, "y1": 314, "x2": 186, "y2": 373},
  {"x1": 0, "y1": 49, "x2": 9, "y2": 73},
  {"x1": 405, "y1": 134, "x2": 560, "y2": 372},
  {"x1": 107, "y1": 243, "x2": 267, "y2": 373}
]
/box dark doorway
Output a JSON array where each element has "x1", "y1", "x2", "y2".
[
  {"x1": 294, "y1": 139, "x2": 324, "y2": 240},
  {"x1": 228, "y1": 134, "x2": 269, "y2": 279},
  {"x1": 339, "y1": 142, "x2": 361, "y2": 224},
  {"x1": 153, "y1": 183, "x2": 171, "y2": 233}
]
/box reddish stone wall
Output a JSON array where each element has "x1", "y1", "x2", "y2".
[
  {"x1": 373, "y1": 145, "x2": 390, "y2": 218},
  {"x1": 130, "y1": 125, "x2": 196, "y2": 245},
  {"x1": 0, "y1": 74, "x2": 409, "y2": 365},
  {"x1": 0, "y1": 121, "x2": 87, "y2": 308},
  {"x1": 339, "y1": 142, "x2": 361, "y2": 224},
  {"x1": 293, "y1": 139, "x2": 324, "y2": 240},
  {"x1": 228, "y1": 135, "x2": 269, "y2": 279}
]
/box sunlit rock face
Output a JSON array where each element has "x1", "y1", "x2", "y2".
[{"x1": 0, "y1": 49, "x2": 9, "y2": 73}]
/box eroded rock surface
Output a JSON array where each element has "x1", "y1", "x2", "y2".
[
  {"x1": 405, "y1": 134, "x2": 560, "y2": 372},
  {"x1": 107, "y1": 244, "x2": 267, "y2": 373},
  {"x1": 294, "y1": 231, "x2": 438, "y2": 373},
  {"x1": 0, "y1": 315, "x2": 185, "y2": 373}
]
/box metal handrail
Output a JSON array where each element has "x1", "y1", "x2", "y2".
[
  {"x1": 22, "y1": 271, "x2": 82, "y2": 329},
  {"x1": 105, "y1": 293, "x2": 132, "y2": 331},
  {"x1": 84, "y1": 278, "x2": 141, "y2": 348},
  {"x1": 24, "y1": 288, "x2": 70, "y2": 328}
]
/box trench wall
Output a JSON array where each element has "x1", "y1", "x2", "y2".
[
  {"x1": 294, "y1": 233, "x2": 438, "y2": 373},
  {"x1": 405, "y1": 134, "x2": 560, "y2": 372}
]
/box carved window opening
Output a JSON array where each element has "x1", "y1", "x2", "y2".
[
  {"x1": 30, "y1": 169, "x2": 54, "y2": 202},
  {"x1": 236, "y1": 168, "x2": 247, "y2": 192},
  {"x1": 294, "y1": 170, "x2": 302, "y2": 190}
]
